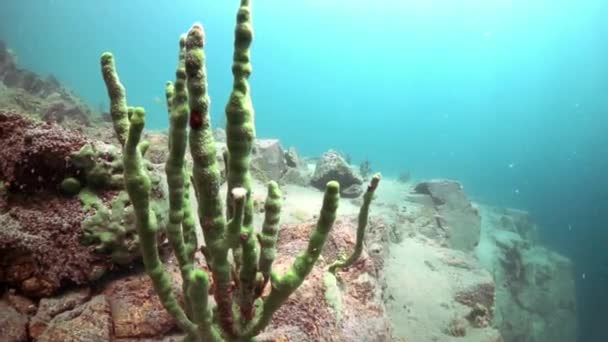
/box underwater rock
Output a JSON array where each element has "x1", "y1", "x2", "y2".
[
  {"x1": 29, "y1": 288, "x2": 92, "y2": 339},
  {"x1": 262, "y1": 217, "x2": 394, "y2": 341},
  {"x1": 142, "y1": 131, "x2": 170, "y2": 164},
  {"x1": 383, "y1": 234, "x2": 501, "y2": 342},
  {"x1": 0, "y1": 42, "x2": 97, "y2": 126},
  {"x1": 476, "y1": 205, "x2": 577, "y2": 342},
  {"x1": 412, "y1": 179, "x2": 481, "y2": 251},
  {"x1": 477, "y1": 207, "x2": 577, "y2": 342},
  {"x1": 0, "y1": 113, "x2": 169, "y2": 296},
  {"x1": 40, "y1": 97, "x2": 90, "y2": 126},
  {"x1": 251, "y1": 139, "x2": 288, "y2": 182},
  {"x1": 0, "y1": 112, "x2": 86, "y2": 193},
  {"x1": 0, "y1": 198, "x2": 106, "y2": 297},
  {"x1": 35, "y1": 295, "x2": 112, "y2": 342},
  {"x1": 311, "y1": 149, "x2": 363, "y2": 198},
  {"x1": 279, "y1": 167, "x2": 310, "y2": 186},
  {"x1": 102, "y1": 263, "x2": 182, "y2": 339},
  {"x1": 9, "y1": 215, "x2": 393, "y2": 341},
  {"x1": 279, "y1": 147, "x2": 311, "y2": 186},
  {"x1": 213, "y1": 127, "x2": 227, "y2": 142},
  {"x1": 0, "y1": 299, "x2": 28, "y2": 342},
  {"x1": 341, "y1": 183, "x2": 365, "y2": 199},
  {"x1": 494, "y1": 207, "x2": 538, "y2": 242},
  {"x1": 284, "y1": 146, "x2": 299, "y2": 168},
  {"x1": 3, "y1": 289, "x2": 36, "y2": 316}
]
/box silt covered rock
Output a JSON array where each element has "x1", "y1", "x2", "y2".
[{"x1": 311, "y1": 149, "x2": 363, "y2": 198}]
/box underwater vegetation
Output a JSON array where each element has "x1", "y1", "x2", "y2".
[
  {"x1": 0, "y1": 1, "x2": 589, "y2": 341},
  {"x1": 100, "y1": 0, "x2": 380, "y2": 340}
]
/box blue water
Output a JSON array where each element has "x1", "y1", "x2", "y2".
[{"x1": 1, "y1": 1, "x2": 607, "y2": 340}]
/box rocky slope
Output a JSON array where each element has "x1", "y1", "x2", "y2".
[{"x1": 0, "y1": 41, "x2": 577, "y2": 341}]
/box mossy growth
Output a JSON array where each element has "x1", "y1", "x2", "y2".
[
  {"x1": 73, "y1": 147, "x2": 168, "y2": 266},
  {"x1": 81, "y1": 191, "x2": 136, "y2": 264},
  {"x1": 71, "y1": 143, "x2": 123, "y2": 189},
  {"x1": 323, "y1": 272, "x2": 343, "y2": 323},
  {"x1": 78, "y1": 187, "x2": 103, "y2": 211},
  {"x1": 60, "y1": 177, "x2": 82, "y2": 196},
  {"x1": 80, "y1": 188, "x2": 169, "y2": 265}
]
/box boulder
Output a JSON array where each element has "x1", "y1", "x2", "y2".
[
  {"x1": 102, "y1": 265, "x2": 181, "y2": 339},
  {"x1": 476, "y1": 205, "x2": 577, "y2": 342},
  {"x1": 284, "y1": 146, "x2": 299, "y2": 168},
  {"x1": 36, "y1": 295, "x2": 112, "y2": 342},
  {"x1": 0, "y1": 300, "x2": 28, "y2": 342},
  {"x1": 411, "y1": 179, "x2": 481, "y2": 251},
  {"x1": 279, "y1": 167, "x2": 310, "y2": 186},
  {"x1": 310, "y1": 149, "x2": 363, "y2": 198},
  {"x1": 251, "y1": 139, "x2": 287, "y2": 182},
  {"x1": 213, "y1": 127, "x2": 227, "y2": 142},
  {"x1": 29, "y1": 288, "x2": 92, "y2": 339}
]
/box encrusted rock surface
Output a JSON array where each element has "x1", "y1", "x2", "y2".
[
  {"x1": 311, "y1": 149, "x2": 363, "y2": 198},
  {"x1": 36, "y1": 295, "x2": 113, "y2": 342},
  {"x1": 410, "y1": 179, "x2": 481, "y2": 251},
  {"x1": 29, "y1": 288, "x2": 92, "y2": 339},
  {"x1": 0, "y1": 113, "x2": 168, "y2": 297},
  {"x1": 0, "y1": 112, "x2": 86, "y2": 193},
  {"x1": 0, "y1": 216, "x2": 393, "y2": 341},
  {"x1": 266, "y1": 218, "x2": 393, "y2": 341},
  {"x1": 0, "y1": 300, "x2": 28, "y2": 342},
  {"x1": 0, "y1": 41, "x2": 96, "y2": 127},
  {"x1": 476, "y1": 205, "x2": 577, "y2": 342},
  {"x1": 102, "y1": 266, "x2": 181, "y2": 339},
  {"x1": 0, "y1": 197, "x2": 110, "y2": 297},
  {"x1": 251, "y1": 139, "x2": 287, "y2": 181}
]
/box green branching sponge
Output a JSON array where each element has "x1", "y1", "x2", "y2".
[
  {"x1": 328, "y1": 173, "x2": 382, "y2": 274},
  {"x1": 100, "y1": 1, "x2": 381, "y2": 341},
  {"x1": 100, "y1": 52, "x2": 129, "y2": 146}
]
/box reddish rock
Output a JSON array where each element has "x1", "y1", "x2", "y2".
[
  {"x1": 3, "y1": 289, "x2": 37, "y2": 316},
  {"x1": 0, "y1": 300, "x2": 28, "y2": 342},
  {"x1": 265, "y1": 218, "x2": 393, "y2": 341},
  {"x1": 0, "y1": 194, "x2": 111, "y2": 297},
  {"x1": 0, "y1": 112, "x2": 86, "y2": 193},
  {"x1": 29, "y1": 288, "x2": 91, "y2": 339},
  {"x1": 36, "y1": 295, "x2": 112, "y2": 342},
  {"x1": 103, "y1": 265, "x2": 181, "y2": 339}
]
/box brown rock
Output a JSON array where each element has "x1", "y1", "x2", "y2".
[
  {"x1": 3, "y1": 289, "x2": 37, "y2": 315},
  {"x1": 103, "y1": 268, "x2": 180, "y2": 338},
  {"x1": 0, "y1": 112, "x2": 86, "y2": 193},
  {"x1": 0, "y1": 300, "x2": 28, "y2": 342},
  {"x1": 265, "y1": 218, "x2": 393, "y2": 341},
  {"x1": 29, "y1": 288, "x2": 91, "y2": 339},
  {"x1": 36, "y1": 295, "x2": 112, "y2": 342},
  {"x1": 0, "y1": 194, "x2": 110, "y2": 297}
]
